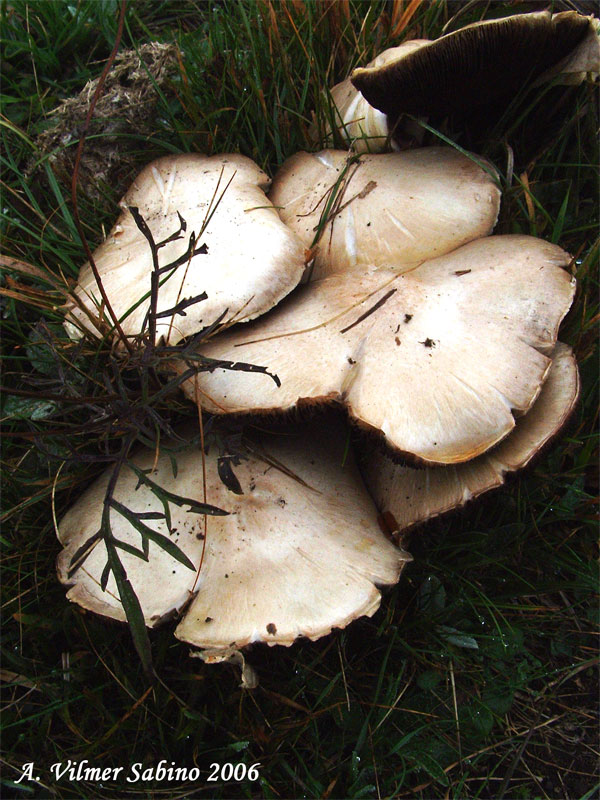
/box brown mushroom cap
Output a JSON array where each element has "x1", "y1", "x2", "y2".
[
  {"x1": 57, "y1": 420, "x2": 408, "y2": 648},
  {"x1": 176, "y1": 235, "x2": 575, "y2": 466},
  {"x1": 351, "y1": 11, "x2": 597, "y2": 133},
  {"x1": 269, "y1": 148, "x2": 500, "y2": 280},
  {"x1": 64, "y1": 154, "x2": 306, "y2": 344},
  {"x1": 362, "y1": 342, "x2": 580, "y2": 532}
]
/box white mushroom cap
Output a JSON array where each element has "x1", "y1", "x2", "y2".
[
  {"x1": 177, "y1": 235, "x2": 575, "y2": 465},
  {"x1": 57, "y1": 419, "x2": 408, "y2": 648},
  {"x1": 64, "y1": 154, "x2": 306, "y2": 344},
  {"x1": 269, "y1": 148, "x2": 500, "y2": 280},
  {"x1": 56, "y1": 444, "x2": 207, "y2": 625},
  {"x1": 362, "y1": 342, "x2": 580, "y2": 531},
  {"x1": 311, "y1": 41, "x2": 429, "y2": 153},
  {"x1": 176, "y1": 419, "x2": 409, "y2": 649}
]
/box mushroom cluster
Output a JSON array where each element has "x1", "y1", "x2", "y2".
[
  {"x1": 57, "y1": 9, "x2": 588, "y2": 670},
  {"x1": 176, "y1": 150, "x2": 574, "y2": 467}
]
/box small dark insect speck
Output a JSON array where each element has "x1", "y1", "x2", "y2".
[
  {"x1": 367, "y1": 222, "x2": 371, "y2": 226},
  {"x1": 196, "y1": 533, "x2": 205, "y2": 540},
  {"x1": 266, "y1": 623, "x2": 277, "y2": 635},
  {"x1": 421, "y1": 338, "x2": 436, "y2": 348},
  {"x1": 205, "y1": 617, "x2": 213, "y2": 623},
  {"x1": 225, "y1": 573, "x2": 229, "y2": 578},
  {"x1": 395, "y1": 337, "x2": 401, "y2": 346},
  {"x1": 404, "y1": 314, "x2": 412, "y2": 323},
  {"x1": 347, "y1": 357, "x2": 356, "y2": 364},
  {"x1": 454, "y1": 269, "x2": 471, "y2": 276}
]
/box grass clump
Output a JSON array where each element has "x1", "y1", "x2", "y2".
[{"x1": 1, "y1": 1, "x2": 598, "y2": 798}]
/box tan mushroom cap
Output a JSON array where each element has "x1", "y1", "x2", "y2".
[
  {"x1": 176, "y1": 421, "x2": 409, "y2": 649},
  {"x1": 311, "y1": 41, "x2": 428, "y2": 152},
  {"x1": 351, "y1": 11, "x2": 598, "y2": 134},
  {"x1": 269, "y1": 148, "x2": 500, "y2": 280},
  {"x1": 177, "y1": 235, "x2": 575, "y2": 465},
  {"x1": 64, "y1": 154, "x2": 306, "y2": 344},
  {"x1": 57, "y1": 444, "x2": 207, "y2": 626},
  {"x1": 362, "y1": 342, "x2": 580, "y2": 532},
  {"x1": 57, "y1": 420, "x2": 408, "y2": 648}
]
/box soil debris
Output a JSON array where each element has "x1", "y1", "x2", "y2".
[{"x1": 30, "y1": 43, "x2": 178, "y2": 202}]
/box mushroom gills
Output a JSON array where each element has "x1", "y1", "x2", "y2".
[{"x1": 351, "y1": 11, "x2": 599, "y2": 158}]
